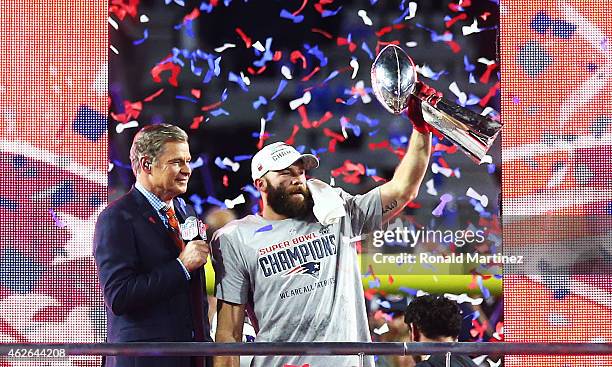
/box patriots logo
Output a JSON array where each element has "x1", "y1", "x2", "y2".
[{"x1": 283, "y1": 261, "x2": 320, "y2": 279}]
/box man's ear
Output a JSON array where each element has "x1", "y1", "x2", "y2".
[
  {"x1": 140, "y1": 157, "x2": 152, "y2": 172},
  {"x1": 254, "y1": 178, "x2": 267, "y2": 192}
]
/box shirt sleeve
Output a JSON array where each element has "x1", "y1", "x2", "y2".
[
  {"x1": 338, "y1": 186, "x2": 383, "y2": 235},
  {"x1": 211, "y1": 230, "x2": 250, "y2": 304}
]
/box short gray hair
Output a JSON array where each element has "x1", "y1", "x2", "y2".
[{"x1": 129, "y1": 124, "x2": 188, "y2": 176}]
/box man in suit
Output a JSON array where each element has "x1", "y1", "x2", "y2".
[{"x1": 94, "y1": 124, "x2": 212, "y2": 367}]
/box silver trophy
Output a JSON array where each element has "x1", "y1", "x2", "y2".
[{"x1": 371, "y1": 44, "x2": 502, "y2": 163}]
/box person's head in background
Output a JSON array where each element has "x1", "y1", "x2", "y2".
[
  {"x1": 404, "y1": 294, "x2": 462, "y2": 343},
  {"x1": 204, "y1": 208, "x2": 237, "y2": 239}
]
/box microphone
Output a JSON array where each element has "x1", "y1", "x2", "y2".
[{"x1": 179, "y1": 216, "x2": 207, "y2": 242}]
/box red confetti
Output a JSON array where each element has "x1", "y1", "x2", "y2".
[
  {"x1": 445, "y1": 39, "x2": 462, "y2": 53},
  {"x1": 337, "y1": 36, "x2": 357, "y2": 52},
  {"x1": 110, "y1": 100, "x2": 142, "y2": 124},
  {"x1": 311, "y1": 27, "x2": 333, "y2": 39},
  {"x1": 247, "y1": 65, "x2": 267, "y2": 75},
  {"x1": 190, "y1": 115, "x2": 205, "y2": 130},
  {"x1": 480, "y1": 12, "x2": 491, "y2": 21},
  {"x1": 471, "y1": 319, "x2": 488, "y2": 340},
  {"x1": 235, "y1": 27, "x2": 252, "y2": 48},
  {"x1": 388, "y1": 275, "x2": 394, "y2": 284},
  {"x1": 183, "y1": 7, "x2": 200, "y2": 22},
  {"x1": 290, "y1": 50, "x2": 308, "y2": 69},
  {"x1": 328, "y1": 138, "x2": 338, "y2": 153},
  {"x1": 222, "y1": 175, "x2": 229, "y2": 187},
  {"x1": 479, "y1": 81, "x2": 500, "y2": 107},
  {"x1": 143, "y1": 88, "x2": 165, "y2": 102},
  {"x1": 201, "y1": 101, "x2": 223, "y2": 111},
  {"x1": 272, "y1": 51, "x2": 283, "y2": 61},
  {"x1": 479, "y1": 63, "x2": 498, "y2": 84},
  {"x1": 311, "y1": 111, "x2": 333, "y2": 128},
  {"x1": 151, "y1": 59, "x2": 181, "y2": 87},
  {"x1": 301, "y1": 66, "x2": 320, "y2": 81},
  {"x1": 375, "y1": 40, "x2": 400, "y2": 56},
  {"x1": 191, "y1": 89, "x2": 201, "y2": 99},
  {"x1": 297, "y1": 106, "x2": 313, "y2": 129},
  {"x1": 292, "y1": 0, "x2": 309, "y2": 16},
  {"x1": 375, "y1": 24, "x2": 406, "y2": 37},
  {"x1": 445, "y1": 13, "x2": 468, "y2": 28},
  {"x1": 285, "y1": 124, "x2": 300, "y2": 145},
  {"x1": 322, "y1": 128, "x2": 346, "y2": 142},
  {"x1": 371, "y1": 176, "x2": 387, "y2": 183},
  {"x1": 314, "y1": 0, "x2": 338, "y2": 15},
  {"x1": 109, "y1": 0, "x2": 139, "y2": 21},
  {"x1": 449, "y1": 0, "x2": 471, "y2": 12}
]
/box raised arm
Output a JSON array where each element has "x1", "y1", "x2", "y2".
[{"x1": 378, "y1": 83, "x2": 440, "y2": 223}]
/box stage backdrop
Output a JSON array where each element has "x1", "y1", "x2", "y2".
[{"x1": 0, "y1": 0, "x2": 610, "y2": 366}]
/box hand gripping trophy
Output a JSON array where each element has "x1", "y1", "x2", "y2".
[{"x1": 371, "y1": 44, "x2": 502, "y2": 163}]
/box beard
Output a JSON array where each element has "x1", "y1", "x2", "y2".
[{"x1": 266, "y1": 181, "x2": 314, "y2": 219}]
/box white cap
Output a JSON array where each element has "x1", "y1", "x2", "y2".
[{"x1": 251, "y1": 142, "x2": 319, "y2": 180}]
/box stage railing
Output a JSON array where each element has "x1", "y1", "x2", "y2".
[{"x1": 1, "y1": 342, "x2": 612, "y2": 357}]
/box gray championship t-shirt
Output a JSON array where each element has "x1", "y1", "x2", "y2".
[{"x1": 212, "y1": 187, "x2": 382, "y2": 367}]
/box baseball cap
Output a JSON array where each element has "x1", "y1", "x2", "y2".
[{"x1": 251, "y1": 142, "x2": 319, "y2": 180}]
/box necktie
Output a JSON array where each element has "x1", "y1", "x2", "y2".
[
  {"x1": 164, "y1": 204, "x2": 207, "y2": 356},
  {"x1": 164, "y1": 205, "x2": 185, "y2": 250}
]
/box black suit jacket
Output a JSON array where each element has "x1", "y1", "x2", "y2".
[{"x1": 93, "y1": 188, "x2": 212, "y2": 367}]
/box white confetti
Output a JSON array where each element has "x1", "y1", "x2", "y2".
[
  {"x1": 116, "y1": 120, "x2": 139, "y2": 134},
  {"x1": 240, "y1": 71, "x2": 251, "y2": 86},
  {"x1": 224, "y1": 194, "x2": 246, "y2": 209},
  {"x1": 222, "y1": 157, "x2": 240, "y2": 172},
  {"x1": 259, "y1": 117, "x2": 267, "y2": 139},
  {"x1": 426, "y1": 179, "x2": 437, "y2": 196},
  {"x1": 479, "y1": 155, "x2": 493, "y2": 164},
  {"x1": 466, "y1": 187, "x2": 489, "y2": 207},
  {"x1": 110, "y1": 45, "x2": 119, "y2": 54},
  {"x1": 252, "y1": 40, "x2": 265, "y2": 52},
  {"x1": 449, "y1": 82, "x2": 467, "y2": 106},
  {"x1": 477, "y1": 57, "x2": 495, "y2": 66},
  {"x1": 405, "y1": 41, "x2": 418, "y2": 47},
  {"x1": 350, "y1": 57, "x2": 359, "y2": 79},
  {"x1": 373, "y1": 323, "x2": 390, "y2": 335},
  {"x1": 444, "y1": 293, "x2": 483, "y2": 305},
  {"x1": 140, "y1": 14, "x2": 150, "y2": 23},
  {"x1": 281, "y1": 65, "x2": 293, "y2": 79},
  {"x1": 108, "y1": 17, "x2": 119, "y2": 30},
  {"x1": 462, "y1": 19, "x2": 481, "y2": 36},
  {"x1": 431, "y1": 162, "x2": 453, "y2": 177},
  {"x1": 214, "y1": 43, "x2": 236, "y2": 53},
  {"x1": 357, "y1": 10, "x2": 373, "y2": 26},
  {"x1": 289, "y1": 91, "x2": 312, "y2": 110},
  {"x1": 404, "y1": 2, "x2": 418, "y2": 20}
]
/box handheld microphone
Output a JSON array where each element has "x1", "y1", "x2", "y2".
[{"x1": 179, "y1": 216, "x2": 207, "y2": 242}]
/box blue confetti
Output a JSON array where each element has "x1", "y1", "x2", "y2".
[
  {"x1": 399, "y1": 287, "x2": 418, "y2": 296},
  {"x1": 206, "y1": 195, "x2": 226, "y2": 208},
  {"x1": 321, "y1": 6, "x2": 342, "y2": 18},
  {"x1": 361, "y1": 42, "x2": 374, "y2": 60},
  {"x1": 242, "y1": 184, "x2": 261, "y2": 198},
  {"x1": 477, "y1": 276, "x2": 491, "y2": 299},
  {"x1": 133, "y1": 29, "x2": 149, "y2": 45},
  {"x1": 280, "y1": 9, "x2": 304, "y2": 23},
  {"x1": 189, "y1": 194, "x2": 204, "y2": 215},
  {"x1": 322, "y1": 70, "x2": 339, "y2": 84},
  {"x1": 210, "y1": 108, "x2": 230, "y2": 117},
  {"x1": 228, "y1": 71, "x2": 249, "y2": 92},
  {"x1": 271, "y1": 79, "x2": 288, "y2": 100},
  {"x1": 233, "y1": 155, "x2": 252, "y2": 162},
  {"x1": 464, "y1": 55, "x2": 475, "y2": 72},
  {"x1": 356, "y1": 113, "x2": 379, "y2": 128},
  {"x1": 304, "y1": 44, "x2": 328, "y2": 67},
  {"x1": 253, "y1": 96, "x2": 268, "y2": 109},
  {"x1": 176, "y1": 95, "x2": 198, "y2": 103},
  {"x1": 256, "y1": 224, "x2": 273, "y2": 233}
]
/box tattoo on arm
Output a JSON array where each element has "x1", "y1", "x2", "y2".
[{"x1": 382, "y1": 200, "x2": 398, "y2": 214}]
